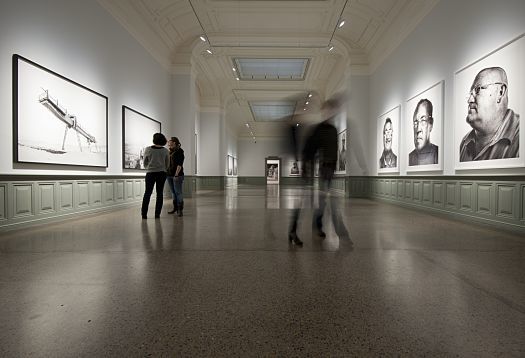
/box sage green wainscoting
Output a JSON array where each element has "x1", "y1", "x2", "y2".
[
  {"x1": 348, "y1": 176, "x2": 525, "y2": 231},
  {"x1": 194, "y1": 176, "x2": 226, "y2": 191},
  {"x1": 237, "y1": 177, "x2": 267, "y2": 186},
  {"x1": 0, "y1": 175, "x2": 150, "y2": 230}
]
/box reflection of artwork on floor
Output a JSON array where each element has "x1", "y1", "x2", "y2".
[
  {"x1": 454, "y1": 33, "x2": 524, "y2": 170},
  {"x1": 14, "y1": 54, "x2": 108, "y2": 167},
  {"x1": 336, "y1": 130, "x2": 346, "y2": 173},
  {"x1": 123, "y1": 106, "x2": 161, "y2": 169},
  {"x1": 233, "y1": 157, "x2": 238, "y2": 176},
  {"x1": 405, "y1": 81, "x2": 443, "y2": 172},
  {"x1": 377, "y1": 106, "x2": 400, "y2": 173}
]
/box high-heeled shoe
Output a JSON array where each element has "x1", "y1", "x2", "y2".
[{"x1": 288, "y1": 232, "x2": 303, "y2": 246}]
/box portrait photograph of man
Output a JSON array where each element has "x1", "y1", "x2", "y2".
[
  {"x1": 405, "y1": 81, "x2": 443, "y2": 171},
  {"x1": 377, "y1": 106, "x2": 400, "y2": 173},
  {"x1": 455, "y1": 34, "x2": 523, "y2": 169}
]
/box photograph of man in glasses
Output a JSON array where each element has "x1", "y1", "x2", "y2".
[
  {"x1": 459, "y1": 67, "x2": 519, "y2": 161},
  {"x1": 409, "y1": 98, "x2": 438, "y2": 166}
]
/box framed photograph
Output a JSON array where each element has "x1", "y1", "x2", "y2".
[
  {"x1": 454, "y1": 33, "x2": 524, "y2": 170},
  {"x1": 227, "y1": 155, "x2": 233, "y2": 176},
  {"x1": 377, "y1": 106, "x2": 400, "y2": 173},
  {"x1": 289, "y1": 160, "x2": 301, "y2": 176},
  {"x1": 233, "y1": 157, "x2": 238, "y2": 176},
  {"x1": 336, "y1": 129, "x2": 347, "y2": 174},
  {"x1": 266, "y1": 158, "x2": 279, "y2": 184},
  {"x1": 13, "y1": 54, "x2": 108, "y2": 167},
  {"x1": 122, "y1": 106, "x2": 161, "y2": 169},
  {"x1": 405, "y1": 81, "x2": 444, "y2": 172}
]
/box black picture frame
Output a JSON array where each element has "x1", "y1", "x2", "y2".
[
  {"x1": 13, "y1": 54, "x2": 108, "y2": 167},
  {"x1": 122, "y1": 105, "x2": 162, "y2": 170}
]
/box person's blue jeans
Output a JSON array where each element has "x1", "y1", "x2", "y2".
[
  {"x1": 166, "y1": 176, "x2": 176, "y2": 200},
  {"x1": 173, "y1": 175, "x2": 184, "y2": 207},
  {"x1": 141, "y1": 171, "x2": 167, "y2": 217}
]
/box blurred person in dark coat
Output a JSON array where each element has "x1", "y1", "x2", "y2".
[{"x1": 288, "y1": 95, "x2": 351, "y2": 246}]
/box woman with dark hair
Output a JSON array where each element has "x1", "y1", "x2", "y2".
[
  {"x1": 141, "y1": 133, "x2": 169, "y2": 219},
  {"x1": 166, "y1": 136, "x2": 185, "y2": 216}
]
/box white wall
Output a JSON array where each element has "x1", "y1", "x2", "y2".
[
  {"x1": 198, "y1": 110, "x2": 222, "y2": 175},
  {"x1": 369, "y1": 0, "x2": 525, "y2": 176},
  {"x1": 347, "y1": 75, "x2": 370, "y2": 176},
  {"x1": 0, "y1": 0, "x2": 171, "y2": 175},
  {"x1": 238, "y1": 136, "x2": 292, "y2": 176}
]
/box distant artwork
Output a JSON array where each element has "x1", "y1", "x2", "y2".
[
  {"x1": 227, "y1": 155, "x2": 233, "y2": 176},
  {"x1": 266, "y1": 159, "x2": 279, "y2": 184},
  {"x1": 336, "y1": 130, "x2": 347, "y2": 173},
  {"x1": 233, "y1": 157, "x2": 238, "y2": 176},
  {"x1": 377, "y1": 106, "x2": 400, "y2": 173},
  {"x1": 122, "y1": 106, "x2": 161, "y2": 169},
  {"x1": 455, "y1": 33, "x2": 524, "y2": 170},
  {"x1": 405, "y1": 81, "x2": 443, "y2": 171},
  {"x1": 13, "y1": 54, "x2": 108, "y2": 167},
  {"x1": 290, "y1": 160, "x2": 300, "y2": 176}
]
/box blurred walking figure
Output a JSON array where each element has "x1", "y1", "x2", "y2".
[{"x1": 288, "y1": 95, "x2": 351, "y2": 246}]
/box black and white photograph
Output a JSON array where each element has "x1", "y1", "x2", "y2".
[
  {"x1": 233, "y1": 157, "x2": 238, "y2": 176},
  {"x1": 122, "y1": 106, "x2": 161, "y2": 169},
  {"x1": 13, "y1": 54, "x2": 108, "y2": 167},
  {"x1": 336, "y1": 130, "x2": 347, "y2": 174},
  {"x1": 227, "y1": 155, "x2": 233, "y2": 176},
  {"x1": 405, "y1": 81, "x2": 443, "y2": 172},
  {"x1": 266, "y1": 159, "x2": 279, "y2": 184},
  {"x1": 289, "y1": 160, "x2": 301, "y2": 176},
  {"x1": 454, "y1": 33, "x2": 524, "y2": 170},
  {"x1": 377, "y1": 106, "x2": 400, "y2": 173}
]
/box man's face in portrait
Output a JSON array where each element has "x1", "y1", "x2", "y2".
[
  {"x1": 383, "y1": 121, "x2": 393, "y2": 151},
  {"x1": 413, "y1": 104, "x2": 432, "y2": 151},
  {"x1": 467, "y1": 69, "x2": 505, "y2": 132}
]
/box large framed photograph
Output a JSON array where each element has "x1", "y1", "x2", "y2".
[
  {"x1": 289, "y1": 160, "x2": 301, "y2": 176},
  {"x1": 405, "y1": 81, "x2": 444, "y2": 172},
  {"x1": 377, "y1": 106, "x2": 400, "y2": 173},
  {"x1": 336, "y1": 129, "x2": 347, "y2": 174},
  {"x1": 454, "y1": 33, "x2": 524, "y2": 170},
  {"x1": 13, "y1": 54, "x2": 108, "y2": 167},
  {"x1": 122, "y1": 106, "x2": 161, "y2": 169}
]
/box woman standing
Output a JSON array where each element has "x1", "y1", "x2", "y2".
[
  {"x1": 141, "y1": 133, "x2": 169, "y2": 219},
  {"x1": 166, "y1": 137, "x2": 185, "y2": 216}
]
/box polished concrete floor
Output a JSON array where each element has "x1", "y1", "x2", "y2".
[{"x1": 0, "y1": 185, "x2": 524, "y2": 357}]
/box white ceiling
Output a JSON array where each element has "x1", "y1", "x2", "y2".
[{"x1": 98, "y1": 0, "x2": 439, "y2": 137}]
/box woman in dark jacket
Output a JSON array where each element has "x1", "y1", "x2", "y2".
[{"x1": 166, "y1": 137, "x2": 185, "y2": 216}]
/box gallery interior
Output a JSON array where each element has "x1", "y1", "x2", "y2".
[{"x1": 1, "y1": 0, "x2": 524, "y2": 356}]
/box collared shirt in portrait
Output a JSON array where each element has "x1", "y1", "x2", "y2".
[
  {"x1": 460, "y1": 109, "x2": 519, "y2": 161},
  {"x1": 409, "y1": 143, "x2": 438, "y2": 166},
  {"x1": 379, "y1": 150, "x2": 397, "y2": 168}
]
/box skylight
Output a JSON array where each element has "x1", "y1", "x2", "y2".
[
  {"x1": 249, "y1": 101, "x2": 296, "y2": 122},
  {"x1": 234, "y1": 58, "x2": 309, "y2": 81}
]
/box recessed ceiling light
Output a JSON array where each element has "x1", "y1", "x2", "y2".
[
  {"x1": 303, "y1": 108, "x2": 306, "y2": 111},
  {"x1": 305, "y1": 101, "x2": 309, "y2": 105},
  {"x1": 308, "y1": 93, "x2": 312, "y2": 98},
  {"x1": 296, "y1": 123, "x2": 300, "y2": 127},
  {"x1": 236, "y1": 77, "x2": 240, "y2": 81},
  {"x1": 232, "y1": 67, "x2": 236, "y2": 71},
  {"x1": 206, "y1": 49, "x2": 212, "y2": 54},
  {"x1": 245, "y1": 123, "x2": 250, "y2": 128},
  {"x1": 200, "y1": 35, "x2": 206, "y2": 42},
  {"x1": 338, "y1": 20, "x2": 345, "y2": 28},
  {"x1": 328, "y1": 46, "x2": 334, "y2": 52}
]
